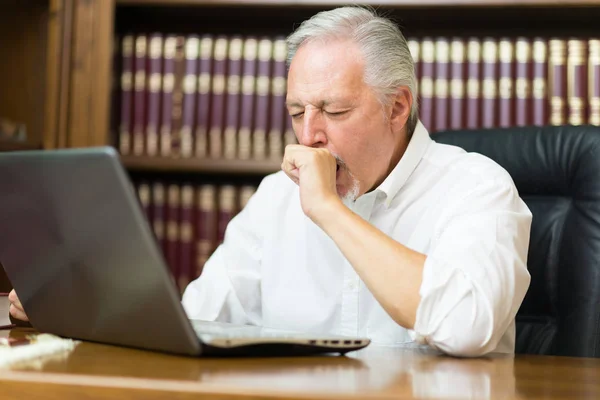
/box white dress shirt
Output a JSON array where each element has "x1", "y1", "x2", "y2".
[{"x1": 182, "y1": 121, "x2": 532, "y2": 357}]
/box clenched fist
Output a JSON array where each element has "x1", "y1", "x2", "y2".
[{"x1": 281, "y1": 145, "x2": 343, "y2": 222}]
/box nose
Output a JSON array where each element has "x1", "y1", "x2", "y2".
[{"x1": 298, "y1": 108, "x2": 327, "y2": 148}]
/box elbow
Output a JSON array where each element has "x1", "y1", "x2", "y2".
[{"x1": 427, "y1": 330, "x2": 494, "y2": 358}]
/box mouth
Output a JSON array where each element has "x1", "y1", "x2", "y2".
[{"x1": 336, "y1": 164, "x2": 340, "y2": 172}]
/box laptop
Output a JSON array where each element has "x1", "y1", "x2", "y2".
[{"x1": 0, "y1": 146, "x2": 370, "y2": 357}]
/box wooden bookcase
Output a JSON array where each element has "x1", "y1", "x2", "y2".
[{"x1": 63, "y1": 0, "x2": 600, "y2": 169}]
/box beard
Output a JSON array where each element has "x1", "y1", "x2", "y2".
[{"x1": 333, "y1": 154, "x2": 360, "y2": 204}]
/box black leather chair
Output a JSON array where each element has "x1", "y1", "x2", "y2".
[{"x1": 433, "y1": 125, "x2": 600, "y2": 358}]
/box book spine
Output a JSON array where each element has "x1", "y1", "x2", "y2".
[
  {"x1": 449, "y1": 38, "x2": 465, "y2": 130},
  {"x1": 515, "y1": 38, "x2": 532, "y2": 126},
  {"x1": 209, "y1": 36, "x2": 229, "y2": 159},
  {"x1": 166, "y1": 184, "x2": 181, "y2": 286},
  {"x1": 152, "y1": 182, "x2": 167, "y2": 255},
  {"x1": 168, "y1": 36, "x2": 186, "y2": 157},
  {"x1": 532, "y1": 38, "x2": 548, "y2": 126},
  {"x1": 419, "y1": 38, "x2": 435, "y2": 132},
  {"x1": 567, "y1": 39, "x2": 587, "y2": 126},
  {"x1": 549, "y1": 39, "x2": 567, "y2": 126},
  {"x1": 408, "y1": 37, "x2": 421, "y2": 97},
  {"x1": 160, "y1": 36, "x2": 177, "y2": 157},
  {"x1": 146, "y1": 33, "x2": 163, "y2": 157},
  {"x1": 269, "y1": 37, "x2": 287, "y2": 160},
  {"x1": 132, "y1": 35, "x2": 147, "y2": 156},
  {"x1": 194, "y1": 35, "x2": 213, "y2": 158},
  {"x1": 253, "y1": 37, "x2": 273, "y2": 160},
  {"x1": 589, "y1": 39, "x2": 600, "y2": 126},
  {"x1": 217, "y1": 185, "x2": 237, "y2": 244},
  {"x1": 195, "y1": 185, "x2": 217, "y2": 277},
  {"x1": 482, "y1": 38, "x2": 498, "y2": 129},
  {"x1": 224, "y1": 36, "x2": 244, "y2": 159},
  {"x1": 238, "y1": 37, "x2": 258, "y2": 160},
  {"x1": 119, "y1": 35, "x2": 134, "y2": 155},
  {"x1": 466, "y1": 38, "x2": 482, "y2": 129},
  {"x1": 434, "y1": 38, "x2": 450, "y2": 132},
  {"x1": 498, "y1": 38, "x2": 514, "y2": 128},
  {"x1": 178, "y1": 185, "x2": 194, "y2": 294},
  {"x1": 239, "y1": 185, "x2": 257, "y2": 210},
  {"x1": 180, "y1": 35, "x2": 199, "y2": 158}
]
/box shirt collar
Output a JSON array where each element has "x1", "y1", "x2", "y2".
[{"x1": 374, "y1": 120, "x2": 432, "y2": 208}]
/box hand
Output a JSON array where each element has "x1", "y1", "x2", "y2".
[
  {"x1": 8, "y1": 289, "x2": 29, "y2": 321},
  {"x1": 281, "y1": 144, "x2": 342, "y2": 221}
]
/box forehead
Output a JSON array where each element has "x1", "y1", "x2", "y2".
[{"x1": 286, "y1": 39, "x2": 366, "y2": 105}]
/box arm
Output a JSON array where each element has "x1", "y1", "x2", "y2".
[
  {"x1": 181, "y1": 176, "x2": 275, "y2": 326},
  {"x1": 313, "y1": 200, "x2": 425, "y2": 330},
  {"x1": 283, "y1": 145, "x2": 531, "y2": 357}
]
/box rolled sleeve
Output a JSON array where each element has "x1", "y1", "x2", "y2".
[{"x1": 411, "y1": 178, "x2": 532, "y2": 357}]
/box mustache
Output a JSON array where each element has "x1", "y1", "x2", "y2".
[{"x1": 333, "y1": 154, "x2": 348, "y2": 170}]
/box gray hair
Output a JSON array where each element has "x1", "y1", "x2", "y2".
[{"x1": 286, "y1": 5, "x2": 419, "y2": 136}]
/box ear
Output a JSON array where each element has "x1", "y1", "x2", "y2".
[{"x1": 389, "y1": 86, "x2": 412, "y2": 133}]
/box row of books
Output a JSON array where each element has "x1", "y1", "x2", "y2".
[
  {"x1": 409, "y1": 37, "x2": 600, "y2": 132},
  {"x1": 115, "y1": 33, "x2": 600, "y2": 162},
  {"x1": 116, "y1": 33, "x2": 295, "y2": 161},
  {"x1": 134, "y1": 180, "x2": 257, "y2": 294}
]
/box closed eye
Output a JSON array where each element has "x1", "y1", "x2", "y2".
[
  {"x1": 291, "y1": 112, "x2": 304, "y2": 119},
  {"x1": 325, "y1": 110, "x2": 349, "y2": 116}
]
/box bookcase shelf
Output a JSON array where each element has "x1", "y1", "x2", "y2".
[
  {"x1": 0, "y1": 140, "x2": 41, "y2": 153},
  {"x1": 121, "y1": 155, "x2": 281, "y2": 175},
  {"x1": 115, "y1": 0, "x2": 600, "y2": 7}
]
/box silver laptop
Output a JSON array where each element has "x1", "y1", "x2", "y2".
[{"x1": 0, "y1": 147, "x2": 370, "y2": 356}]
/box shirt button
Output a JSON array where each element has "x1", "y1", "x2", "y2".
[{"x1": 346, "y1": 282, "x2": 357, "y2": 291}]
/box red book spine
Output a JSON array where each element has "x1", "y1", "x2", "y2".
[
  {"x1": 152, "y1": 182, "x2": 167, "y2": 255},
  {"x1": 466, "y1": 38, "x2": 482, "y2": 129},
  {"x1": 168, "y1": 36, "x2": 186, "y2": 157},
  {"x1": 532, "y1": 38, "x2": 548, "y2": 126},
  {"x1": 178, "y1": 185, "x2": 194, "y2": 294},
  {"x1": 146, "y1": 33, "x2": 163, "y2": 157},
  {"x1": 239, "y1": 185, "x2": 257, "y2": 210},
  {"x1": 498, "y1": 38, "x2": 514, "y2": 128},
  {"x1": 194, "y1": 35, "x2": 213, "y2": 158},
  {"x1": 253, "y1": 37, "x2": 273, "y2": 160},
  {"x1": 408, "y1": 38, "x2": 421, "y2": 93},
  {"x1": 209, "y1": 36, "x2": 229, "y2": 159},
  {"x1": 166, "y1": 184, "x2": 181, "y2": 286},
  {"x1": 269, "y1": 36, "x2": 287, "y2": 160},
  {"x1": 515, "y1": 38, "x2": 532, "y2": 127},
  {"x1": 549, "y1": 39, "x2": 567, "y2": 126},
  {"x1": 224, "y1": 36, "x2": 244, "y2": 159},
  {"x1": 217, "y1": 185, "x2": 237, "y2": 244},
  {"x1": 449, "y1": 38, "x2": 465, "y2": 130},
  {"x1": 434, "y1": 38, "x2": 450, "y2": 132},
  {"x1": 195, "y1": 185, "x2": 217, "y2": 277},
  {"x1": 419, "y1": 38, "x2": 435, "y2": 132},
  {"x1": 589, "y1": 39, "x2": 600, "y2": 126},
  {"x1": 132, "y1": 35, "x2": 147, "y2": 156},
  {"x1": 238, "y1": 37, "x2": 258, "y2": 160},
  {"x1": 481, "y1": 38, "x2": 498, "y2": 129},
  {"x1": 567, "y1": 39, "x2": 587, "y2": 126},
  {"x1": 136, "y1": 182, "x2": 152, "y2": 222},
  {"x1": 160, "y1": 36, "x2": 177, "y2": 157},
  {"x1": 180, "y1": 36, "x2": 199, "y2": 158},
  {"x1": 119, "y1": 35, "x2": 134, "y2": 155}
]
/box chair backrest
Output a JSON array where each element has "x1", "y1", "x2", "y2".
[{"x1": 433, "y1": 125, "x2": 600, "y2": 357}]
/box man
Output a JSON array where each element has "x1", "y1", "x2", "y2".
[{"x1": 9, "y1": 5, "x2": 532, "y2": 357}]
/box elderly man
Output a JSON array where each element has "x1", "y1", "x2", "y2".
[{"x1": 10, "y1": 5, "x2": 531, "y2": 357}]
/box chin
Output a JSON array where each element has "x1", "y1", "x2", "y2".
[{"x1": 336, "y1": 179, "x2": 360, "y2": 203}]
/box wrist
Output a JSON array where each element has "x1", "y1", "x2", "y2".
[{"x1": 307, "y1": 195, "x2": 346, "y2": 229}]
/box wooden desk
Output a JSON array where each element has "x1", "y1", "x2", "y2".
[{"x1": 0, "y1": 328, "x2": 599, "y2": 399}]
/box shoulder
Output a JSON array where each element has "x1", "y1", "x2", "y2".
[
  {"x1": 424, "y1": 141, "x2": 516, "y2": 191},
  {"x1": 247, "y1": 170, "x2": 298, "y2": 210}
]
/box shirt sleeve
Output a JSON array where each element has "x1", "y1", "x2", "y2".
[
  {"x1": 410, "y1": 176, "x2": 532, "y2": 357},
  {"x1": 181, "y1": 175, "x2": 275, "y2": 326}
]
